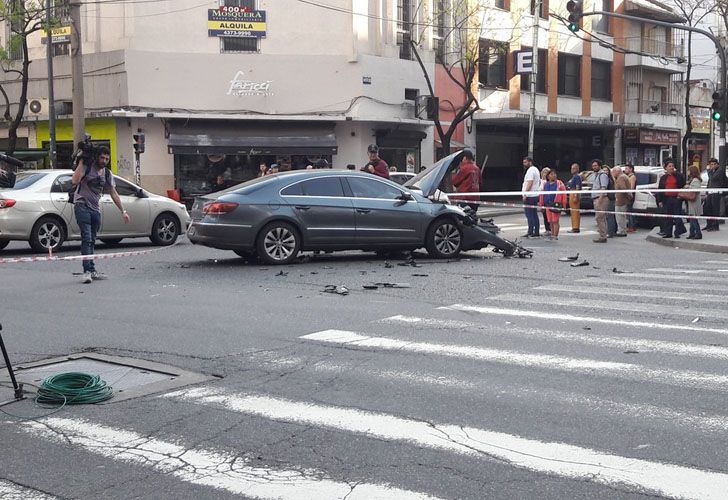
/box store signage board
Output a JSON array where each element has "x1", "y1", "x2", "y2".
[
  {"x1": 227, "y1": 71, "x2": 274, "y2": 97},
  {"x1": 208, "y1": 7, "x2": 267, "y2": 38},
  {"x1": 41, "y1": 26, "x2": 71, "y2": 44}
]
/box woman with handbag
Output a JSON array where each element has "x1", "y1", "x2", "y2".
[
  {"x1": 680, "y1": 165, "x2": 703, "y2": 240},
  {"x1": 540, "y1": 169, "x2": 567, "y2": 240}
]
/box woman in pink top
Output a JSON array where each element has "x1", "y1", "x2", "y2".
[{"x1": 540, "y1": 170, "x2": 567, "y2": 240}]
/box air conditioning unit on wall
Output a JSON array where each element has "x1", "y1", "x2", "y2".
[{"x1": 27, "y1": 98, "x2": 49, "y2": 118}]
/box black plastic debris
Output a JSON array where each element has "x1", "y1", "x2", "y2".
[
  {"x1": 558, "y1": 253, "x2": 579, "y2": 262},
  {"x1": 373, "y1": 282, "x2": 411, "y2": 288},
  {"x1": 362, "y1": 285, "x2": 379, "y2": 290},
  {"x1": 411, "y1": 274, "x2": 429, "y2": 277},
  {"x1": 623, "y1": 350, "x2": 639, "y2": 354},
  {"x1": 612, "y1": 267, "x2": 631, "y2": 274},
  {"x1": 323, "y1": 285, "x2": 349, "y2": 296},
  {"x1": 275, "y1": 270, "x2": 288, "y2": 277},
  {"x1": 570, "y1": 260, "x2": 590, "y2": 267},
  {"x1": 384, "y1": 261, "x2": 394, "y2": 269}
]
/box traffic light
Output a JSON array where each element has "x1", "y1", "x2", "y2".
[
  {"x1": 711, "y1": 92, "x2": 725, "y2": 122},
  {"x1": 566, "y1": 0, "x2": 583, "y2": 32},
  {"x1": 133, "y1": 132, "x2": 145, "y2": 154}
]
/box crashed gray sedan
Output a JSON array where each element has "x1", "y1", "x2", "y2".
[{"x1": 188, "y1": 151, "x2": 526, "y2": 264}]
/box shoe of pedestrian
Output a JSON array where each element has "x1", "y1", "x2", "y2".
[
  {"x1": 615, "y1": 232, "x2": 627, "y2": 237},
  {"x1": 686, "y1": 235, "x2": 695, "y2": 239},
  {"x1": 694, "y1": 236, "x2": 702, "y2": 240},
  {"x1": 627, "y1": 228, "x2": 637, "y2": 233},
  {"x1": 521, "y1": 233, "x2": 531, "y2": 238},
  {"x1": 657, "y1": 232, "x2": 666, "y2": 237},
  {"x1": 674, "y1": 234, "x2": 681, "y2": 239},
  {"x1": 82, "y1": 272, "x2": 93, "y2": 284},
  {"x1": 593, "y1": 238, "x2": 607, "y2": 243},
  {"x1": 528, "y1": 234, "x2": 540, "y2": 239},
  {"x1": 662, "y1": 234, "x2": 672, "y2": 239},
  {"x1": 90, "y1": 271, "x2": 108, "y2": 280},
  {"x1": 568, "y1": 229, "x2": 580, "y2": 233},
  {"x1": 701, "y1": 226, "x2": 710, "y2": 231}
]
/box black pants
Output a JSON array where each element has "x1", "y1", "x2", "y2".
[
  {"x1": 704, "y1": 193, "x2": 721, "y2": 230},
  {"x1": 662, "y1": 197, "x2": 687, "y2": 237}
]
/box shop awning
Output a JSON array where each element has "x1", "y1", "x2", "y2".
[{"x1": 167, "y1": 121, "x2": 338, "y2": 155}]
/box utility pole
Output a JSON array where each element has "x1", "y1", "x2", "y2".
[
  {"x1": 69, "y1": 0, "x2": 85, "y2": 146},
  {"x1": 45, "y1": 0, "x2": 56, "y2": 168},
  {"x1": 528, "y1": 0, "x2": 540, "y2": 158}
]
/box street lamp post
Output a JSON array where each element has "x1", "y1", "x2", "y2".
[
  {"x1": 528, "y1": 0, "x2": 541, "y2": 158},
  {"x1": 45, "y1": 0, "x2": 56, "y2": 168}
]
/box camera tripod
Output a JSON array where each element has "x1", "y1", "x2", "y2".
[{"x1": 0, "y1": 323, "x2": 25, "y2": 408}]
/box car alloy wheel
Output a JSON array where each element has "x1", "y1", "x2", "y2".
[
  {"x1": 426, "y1": 218, "x2": 462, "y2": 259},
  {"x1": 30, "y1": 216, "x2": 65, "y2": 252},
  {"x1": 150, "y1": 213, "x2": 179, "y2": 246},
  {"x1": 257, "y1": 222, "x2": 300, "y2": 265}
]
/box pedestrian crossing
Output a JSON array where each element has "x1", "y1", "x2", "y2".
[{"x1": 4, "y1": 259, "x2": 728, "y2": 499}]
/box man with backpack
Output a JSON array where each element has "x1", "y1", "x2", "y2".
[
  {"x1": 590, "y1": 159, "x2": 610, "y2": 243},
  {"x1": 71, "y1": 146, "x2": 130, "y2": 284}
]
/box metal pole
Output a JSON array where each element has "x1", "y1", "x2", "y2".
[
  {"x1": 69, "y1": 0, "x2": 85, "y2": 146},
  {"x1": 45, "y1": 0, "x2": 56, "y2": 168},
  {"x1": 528, "y1": 0, "x2": 540, "y2": 158}
]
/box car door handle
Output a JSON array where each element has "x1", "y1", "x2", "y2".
[
  {"x1": 294, "y1": 205, "x2": 310, "y2": 211},
  {"x1": 356, "y1": 208, "x2": 371, "y2": 214}
]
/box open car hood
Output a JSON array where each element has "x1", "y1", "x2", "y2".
[{"x1": 403, "y1": 150, "x2": 466, "y2": 198}]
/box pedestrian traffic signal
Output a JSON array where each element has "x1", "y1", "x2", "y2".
[
  {"x1": 711, "y1": 92, "x2": 725, "y2": 122},
  {"x1": 133, "y1": 132, "x2": 145, "y2": 154},
  {"x1": 566, "y1": 0, "x2": 583, "y2": 32}
]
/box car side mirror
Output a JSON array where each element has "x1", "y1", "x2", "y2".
[
  {"x1": 136, "y1": 188, "x2": 148, "y2": 198},
  {"x1": 395, "y1": 192, "x2": 413, "y2": 206}
]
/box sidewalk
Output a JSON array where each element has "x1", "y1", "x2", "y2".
[{"x1": 646, "y1": 226, "x2": 728, "y2": 254}]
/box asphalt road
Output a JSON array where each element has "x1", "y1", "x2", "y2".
[{"x1": 1, "y1": 213, "x2": 727, "y2": 499}]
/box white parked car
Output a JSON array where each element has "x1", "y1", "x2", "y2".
[
  {"x1": 0, "y1": 169, "x2": 190, "y2": 252},
  {"x1": 630, "y1": 166, "x2": 664, "y2": 227}
]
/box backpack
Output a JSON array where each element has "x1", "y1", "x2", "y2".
[
  {"x1": 606, "y1": 173, "x2": 615, "y2": 201},
  {"x1": 68, "y1": 164, "x2": 112, "y2": 203}
]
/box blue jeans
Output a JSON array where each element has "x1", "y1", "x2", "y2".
[
  {"x1": 607, "y1": 199, "x2": 617, "y2": 236},
  {"x1": 689, "y1": 218, "x2": 702, "y2": 238},
  {"x1": 627, "y1": 203, "x2": 637, "y2": 229},
  {"x1": 524, "y1": 197, "x2": 540, "y2": 236},
  {"x1": 74, "y1": 203, "x2": 101, "y2": 273}
]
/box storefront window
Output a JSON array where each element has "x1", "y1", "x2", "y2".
[{"x1": 377, "y1": 148, "x2": 420, "y2": 173}]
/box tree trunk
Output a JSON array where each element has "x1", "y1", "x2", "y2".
[{"x1": 6, "y1": 37, "x2": 31, "y2": 154}]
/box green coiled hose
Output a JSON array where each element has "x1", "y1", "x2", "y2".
[{"x1": 35, "y1": 372, "x2": 114, "y2": 406}]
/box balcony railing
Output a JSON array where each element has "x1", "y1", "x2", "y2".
[
  {"x1": 626, "y1": 98, "x2": 683, "y2": 116},
  {"x1": 624, "y1": 37, "x2": 684, "y2": 60}
]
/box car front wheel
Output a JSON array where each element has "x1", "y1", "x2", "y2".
[
  {"x1": 256, "y1": 222, "x2": 300, "y2": 265},
  {"x1": 426, "y1": 218, "x2": 463, "y2": 259},
  {"x1": 150, "y1": 213, "x2": 180, "y2": 246},
  {"x1": 29, "y1": 216, "x2": 65, "y2": 252}
]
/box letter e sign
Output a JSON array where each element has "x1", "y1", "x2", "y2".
[{"x1": 515, "y1": 51, "x2": 533, "y2": 74}]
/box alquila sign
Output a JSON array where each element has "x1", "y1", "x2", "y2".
[{"x1": 208, "y1": 7, "x2": 266, "y2": 38}]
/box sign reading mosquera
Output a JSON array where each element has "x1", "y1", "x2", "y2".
[
  {"x1": 227, "y1": 71, "x2": 273, "y2": 97},
  {"x1": 41, "y1": 26, "x2": 71, "y2": 45},
  {"x1": 208, "y1": 7, "x2": 266, "y2": 38}
]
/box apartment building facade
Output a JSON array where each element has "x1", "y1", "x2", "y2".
[
  {"x1": 0, "y1": 0, "x2": 442, "y2": 200},
  {"x1": 473, "y1": 0, "x2": 688, "y2": 190}
]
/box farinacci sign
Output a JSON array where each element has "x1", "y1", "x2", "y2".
[{"x1": 208, "y1": 7, "x2": 267, "y2": 38}]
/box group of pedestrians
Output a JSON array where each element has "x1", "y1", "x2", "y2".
[{"x1": 521, "y1": 156, "x2": 725, "y2": 243}]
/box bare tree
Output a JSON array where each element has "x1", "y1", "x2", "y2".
[
  {"x1": 408, "y1": 0, "x2": 491, "y2": 157},
  {"x1": 0, "y1": 0, "x2": 52, "y2": 154},
  {"x1": 672, "y1": 0, "x2": 715, "y2": 170}
]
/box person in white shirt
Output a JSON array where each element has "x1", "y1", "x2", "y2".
[{"x1": 521, "y1": 157, "x2": 542, "y2": 238}]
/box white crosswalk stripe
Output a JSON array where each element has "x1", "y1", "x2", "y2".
[
  {"x1": 21, "y1": 418, "x2": 437, "y2": 500},
  {"x1": 487, "y1": 293, "x2": 728, "y2": 320},
  {"x1": 540, "y1": 284, "x2": 728, "y2": 304},
  {"x1": 0, "y1": 480, "x2": 56, "y2": 500},
  {"x1": 575, "y1": 277, "x2": 728, "y2": 294},
  {"x1": 299, "y1": 330, "x2": 728, "y2": 391},
  {"x1": 164, "y1": 387, "x2": 728, "y2": 500}
]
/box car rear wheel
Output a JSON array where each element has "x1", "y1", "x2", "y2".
[
  {"x1": 101, "y1": 238, "x2": 123, "y2": 246},
  {"x1": 0, "y1": 239, "x2": 8, "y2": 251},
  {"x1": 150, "y1": 213, "x2": 179, "y2": 246},
  {"x1": 426, "y1": 218, "x2": 462, "y2": 259},
  {"x1": 29, "y1": 216, "x2": 65, "y2": 252},
  {"x1": 257, "y1": 222, "x2": 300, "y2": 265}
]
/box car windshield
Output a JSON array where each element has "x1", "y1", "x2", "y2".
[
  {"x1": 635, "y1": 172, "x2": 658, "y2": 185},
  {"x1": 7, "y1": 172, "x2": 46, "y2": 190}
]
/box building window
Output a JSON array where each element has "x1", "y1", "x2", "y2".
[
  {"x1": 221, "y1": 0, "x2": 259, "y2": 53},
  {"x1": 557, "y1": 53, "x2": 580, "y2": 97},
  {"x1": 494, "y1": 0, "x2": 507, "y2": 10},
  {"x1": 479, "y1": 40, "x2": 507, "y2": 88},
  {"x1": 398, "y1": 0, "x2": 413, "y2": 60},
  {"x1": 594, "y1": 0, "x2": 611, "y2": 34},
  {"x1": 530, "y1": 0, "x2": 548, "y2": 19},
  {"x1": 520, "y1": 48, "x2": 547, "y2": 93},
  {"x1": 433, "y1": 0, "x2": 448, "y2": 63},
  {"x1": 591, "y1": 59, "x2": 611, "y2": 100}
]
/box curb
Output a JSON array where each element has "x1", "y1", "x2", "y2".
[{"x1": 646, "y1": 233, "x2": 728, "y2": 254}]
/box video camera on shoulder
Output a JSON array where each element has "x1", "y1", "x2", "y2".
[{"x1": 72, "y1": 134, "x2": 100, "y2": 170}]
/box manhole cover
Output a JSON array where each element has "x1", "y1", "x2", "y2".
[{"x1": 0, "y1": 353, "x2": 217, "y2": 403}]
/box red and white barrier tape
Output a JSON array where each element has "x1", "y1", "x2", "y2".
[
  {"x1": 471, "y1": 200, "x2": 728, "y2": 222},
  {"x1": 0, "y1": 245, "x2": 170, "y2": 265},
  {"x1": 448, "y1": 187, "x2": 728, "y2": 197}
]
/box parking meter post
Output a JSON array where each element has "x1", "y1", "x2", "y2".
[{"x1": 135, "y1": 151, "x2": 141, "y2": 187}]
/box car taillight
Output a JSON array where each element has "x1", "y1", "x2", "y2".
[
  {"x1": 203, "y1": 202, "x2": 239, "y2": 215},
  {"x1": 0, "y1": 199, "x2": 16, "y2": 208}
]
